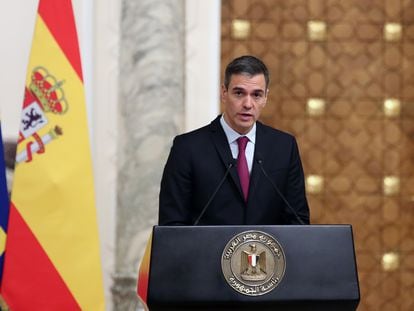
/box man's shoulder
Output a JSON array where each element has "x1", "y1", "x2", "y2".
[
  {"x1": 174, "y1": 119, "x2": 221, "y2": 144},
  {"x1": 257, "y1": 121, "x2": 295, "y2": 141},
  {"x1": 175, "y1": 117, "x2": 221, "y2": 141}
]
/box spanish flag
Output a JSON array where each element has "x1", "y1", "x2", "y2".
[{"x1": 0, "y1": 0, "x2": 105, "y2": 310}]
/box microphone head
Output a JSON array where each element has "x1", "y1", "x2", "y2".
[{"x1": 255, "y1": 153, "x2": 263, "y2": 164}]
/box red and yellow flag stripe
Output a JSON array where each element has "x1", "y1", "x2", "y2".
[{"x1": 137, "y1": 234, "x2": 153, "y2": 310}]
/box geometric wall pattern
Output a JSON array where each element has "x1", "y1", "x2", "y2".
[{"x1": 221, "y1": 1, "x2": 414, "y2": 310}]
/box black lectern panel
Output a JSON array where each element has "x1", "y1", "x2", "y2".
[{"x1": 147, "y1": 225, "x2": 360, "y2": 311}]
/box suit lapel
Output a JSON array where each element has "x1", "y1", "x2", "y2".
[
  {"x1": 209, "y1": 116, "x2": 244, "y2": 199},
  {"x1": 247, "y1": 122, "x2": 267, "y2": 206}
]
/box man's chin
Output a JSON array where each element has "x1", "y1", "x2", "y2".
[{"x1": 235, "y1": 122, "x2": 254, "y2": 134}]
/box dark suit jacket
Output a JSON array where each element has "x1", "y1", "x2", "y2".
[{"x1": 158, "y1": 116, "x2": 309, "y2": 225}]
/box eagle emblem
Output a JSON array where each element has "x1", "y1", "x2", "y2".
[
  {"x1": 241, "y1": 244, "x2": 267, "y2": 281},
  {"x1": 221, "y1": 231, "x2": 286, "y2": 296}
]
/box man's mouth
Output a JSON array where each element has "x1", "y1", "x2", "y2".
[{"x1": 239, "y1": 113, "x2": 253, "y2": 120}]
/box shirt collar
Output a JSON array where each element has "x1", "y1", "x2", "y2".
[{"x1": 220, "y1": 115, "x2": 256, "y2": 144}]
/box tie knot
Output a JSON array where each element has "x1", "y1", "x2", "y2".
[{"x1": 237, "y1": 136, "x2": 249, "y2": 151}]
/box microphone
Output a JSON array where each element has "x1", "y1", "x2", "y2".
[
  {"x1": 193, "y1": 161, "x2": 235, "y2": 225},
  {"x1": 256, "y1": 157, "x2": 306, "y2": 225}
]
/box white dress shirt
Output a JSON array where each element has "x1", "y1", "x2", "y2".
[{"x1": 220, "y1": 115, "x2": 256, "y2": 173}]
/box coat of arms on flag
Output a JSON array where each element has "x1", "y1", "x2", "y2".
[{"x1": 16, "y1": 67, "x2": 67, "y2": 164}]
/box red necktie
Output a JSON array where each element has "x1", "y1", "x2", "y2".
[{"x1": 237, "y1": 136, "x2": 250, "y2": 201}]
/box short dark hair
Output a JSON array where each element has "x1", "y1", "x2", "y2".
[{"x1": 224, "y1": 55, "x2": 270, "y2": 89}]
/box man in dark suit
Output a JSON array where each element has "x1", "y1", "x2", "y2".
[{"x1": 159, "y1": 55, "x2": 309, "y2": 225}]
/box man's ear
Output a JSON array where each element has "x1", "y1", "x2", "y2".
[
  {"x1": 263, "y1": 88, "x2": 269, "y2": 106},
  {"x1": 221, "y1": 84, "x2": 227, "y2": 101}
]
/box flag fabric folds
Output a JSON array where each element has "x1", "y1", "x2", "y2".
[
  {"x1": 137, "y1": 234, "x2": 153, "y2": 310},
  {"x1": 0, "y1": 0, "x2": 105, "y2": 310},
  {"x1": 0, "y1": 122, "x2": 10, "y2": 285}
]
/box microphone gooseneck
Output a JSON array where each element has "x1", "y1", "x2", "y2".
[
  {"x1": 257, "y1": 158, "x2": 306, "y2": 225},
  {"x1": 193, "y1": 161, "x2": 235, "y2": 225}
]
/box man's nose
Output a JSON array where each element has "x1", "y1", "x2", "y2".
[{"x1": 243, "y1": 96, "x2": 253, "y2": 108}]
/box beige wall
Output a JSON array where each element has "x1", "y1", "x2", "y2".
[{"x1": 0, "y1": 1, "x2": 37, "y2": 139}]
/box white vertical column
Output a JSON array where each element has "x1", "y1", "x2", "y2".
[
  {"x1": 185, "y1": 0, "x2": 221, "y2": 131},
  {"x1": 91, "y1": 0, "x2": 120, "y2": 309}
]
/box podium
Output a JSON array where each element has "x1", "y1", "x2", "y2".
[{"x1": 142, "y1": 225, "x2": 360, "y2": 310}]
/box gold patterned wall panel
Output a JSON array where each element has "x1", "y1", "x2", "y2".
[{"x1": 222, "y1": 1, "x2": 414, "y2": 310}]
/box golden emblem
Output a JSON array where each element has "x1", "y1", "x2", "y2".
[{"x1": 221, "y1": 231, "x2": 286, "y2": 296}]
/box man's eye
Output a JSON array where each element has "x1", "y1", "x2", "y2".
[{"x1": 235, "y1": 91, "x2": 243, "y2": 96}]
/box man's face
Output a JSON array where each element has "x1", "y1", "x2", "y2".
[{"x1": 221, "y1": 73, "x2": 268, "y2": 134}]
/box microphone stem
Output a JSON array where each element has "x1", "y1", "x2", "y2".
[
  {"x1": 193, "y1": 163, "x2": 234, "y2": 225},
  {"x1": 258, "y1": 160, "x2": 306, "y2": 225}
]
